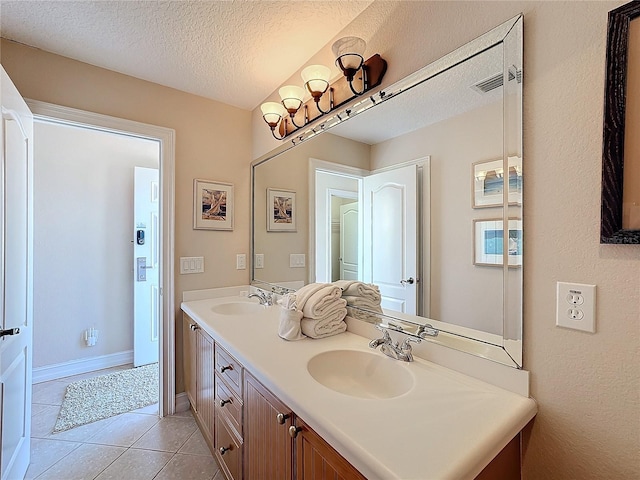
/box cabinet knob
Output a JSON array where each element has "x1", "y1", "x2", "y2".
[
  {"x1": 219, "y1": 446, "x2": 231, "y2": 455},
  {"x1": 276, "y1": 413, "x2": 290, "y2": 425},
  {"x1": 219, "y1": 365, "x2": 233, "y2": 373},
  {"x1": 190, "y1": 324, "x2": 199, "y2": 331},
  {"x1": 219, "y1": 398, "x2": 232, "y2": 407},
  {"x1": 288, "y1": 425, "x2": 302, "y2": 438}
]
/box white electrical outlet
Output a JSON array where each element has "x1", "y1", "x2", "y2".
[
  {"x1": 556, "y1": 282, "x2": 596, "y2": 333},
  {"x1": 255, "y1": 253, "x2": 264, "y2": 269},
  {"x1": 236, "y1": 254, "x2": 246, "y2": 270}
]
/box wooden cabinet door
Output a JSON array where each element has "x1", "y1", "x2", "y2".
[
  {"x1": 295, "y1": 418, "x2": 366, "y2": 480},
  {"x1": 182, "y1": 314, "x2": 197, "y2": 409},
  {"x1": 244, "y1": 372, "x2": 294, "y2": 480},
  {"x1": 196, "y1": 327, "x2": 215, "y2": 442}
]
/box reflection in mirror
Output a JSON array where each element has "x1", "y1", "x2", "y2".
[{"x1": 252, "y1": 15, "x2": 523, "y2": 367}]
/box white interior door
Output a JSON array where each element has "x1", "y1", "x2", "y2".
[
  {"x1": 1, "y1": 67, "x2": 33, "y2": 480},
  {"x1": 133, "y1": 166, "x2": 159, "y2": 367},
  {"x1": 339, "y1": 202, "x2": 359, "y2": 280},
  {"x1": 363, "y1": 165, "x2": 418, "y2": 314}
]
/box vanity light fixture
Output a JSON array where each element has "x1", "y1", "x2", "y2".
[{"x1": 260, "y1": 36, "x2": 387, "y2": 140}]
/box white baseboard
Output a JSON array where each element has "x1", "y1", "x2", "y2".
[
  {"x1": 174, "y1": 392, "x2": 191, "y2": 413},
  {"x1": 32, "y1": 350, "x2": 134, "y2": 384}
]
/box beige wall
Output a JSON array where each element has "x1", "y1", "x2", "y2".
[
  {"x1": 1, "y1": 39, "x2": 253, "y2": 392},
  {"x1": 252, "y1": 2, "x2": 640, "y2": 479},
  {"x1": 33, "y1": 121, "x2": 159, "y2": 368}
]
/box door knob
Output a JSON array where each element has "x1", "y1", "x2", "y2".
[
  {"x1": 400, "y1": 277, "x2": 415, "y2": 285},
  {"x1": 0, "y1": 328, "x2": 20, "y2": 338}
]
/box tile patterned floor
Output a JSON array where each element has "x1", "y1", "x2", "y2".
[{"x1": 28, "y1": 367, "x2": 223, "y2": 480}]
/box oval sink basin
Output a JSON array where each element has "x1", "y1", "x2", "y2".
[
  {"x1": 307, "y1": 350, "x2": 414, "y2": 399},
  {"x1": 211, "y1": 302, "x2": 266, "y2": 316}
]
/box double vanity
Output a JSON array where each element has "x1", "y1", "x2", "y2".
[{"x1": 181, "y1": 291, "x2": 537, "y2": 480}]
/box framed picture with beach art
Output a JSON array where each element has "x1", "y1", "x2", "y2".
[
  {"x1": 267, "y1": 188, "x2": 296, "y2": 232},
  {"x1": 473, "y1": 218, "x2": 522, "y2": 267},
  {"x1": 193, "y1": 179, "x2": 233, "y2": 230}
]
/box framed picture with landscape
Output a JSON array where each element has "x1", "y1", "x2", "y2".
[
  {"x1": 267, "y1": 188, "x2": 296, "y2": 232},
  {"x1": 193, "y1": 179, "x2": 233, "y2": 230}
]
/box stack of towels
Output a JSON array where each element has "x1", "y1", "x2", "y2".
[
  {"x1": 278, "y1": 283, "x2": 347, "y2": 340},
  {"x1": 333, "y1": 280, "x2": 382, "y2": 312}
]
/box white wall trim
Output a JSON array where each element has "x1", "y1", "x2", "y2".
[
  {"x1": 32, "y1": 351, "x2": 133, "y2": 384},
  {"x1": 25, "y1": 99, "x2": 176, "y2": 415}
]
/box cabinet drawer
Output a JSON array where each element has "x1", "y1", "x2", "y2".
[
  {"x1": 215, "y1": 374, "x2": 242, "y2": 437},
  {"x1": 215, "y1": 414, "x2": 243, "y2": 480},
  {"x1": 215, "y1": 344, "x2": 243, "y2": 396}
]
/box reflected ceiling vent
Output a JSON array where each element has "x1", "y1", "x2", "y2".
[{"x1": 471, "y1": 68, "x2": 522, "y2": 94}]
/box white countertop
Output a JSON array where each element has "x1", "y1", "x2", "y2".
[{"x1": 181, "y1": 296, "x2": 537, "y2": 480}]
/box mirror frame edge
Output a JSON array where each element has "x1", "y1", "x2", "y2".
[{"x1": 601, "y1": 2, "x2": 640, "y2": 244}]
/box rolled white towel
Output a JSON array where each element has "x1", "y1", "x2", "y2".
[
  {"x1": 300, "y1": 310, "x2": 347, "y2": 339},
  {"x1": 301, "y1": 285, "x2": 344, "y2": 319},
  {"x1": 334, "y1": 280, "x2": 381, "y2": 302},
  {"x1": 294, "y1": 283, "x2": 330, "y2": 310},
  {"x1": 278, "y1": 307, "x2": 305, "y2": 341}
]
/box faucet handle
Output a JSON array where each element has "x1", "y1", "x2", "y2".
[{"x1": 401, "y1": 336, "x2": 421, "y2": 350}]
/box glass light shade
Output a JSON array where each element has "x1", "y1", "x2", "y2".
[
  {"x1": 332, "y1": 36, "x2": 366, "y2": 70},
  {"x1": 301, "y1": 65, "x2": 331, "y2": 96},
  {"x1": 260, "y1": 102, "x2": 286, "y2": 127},
  {"x1": 278, "y1": 85, "x2": 306, "y2": 113}
]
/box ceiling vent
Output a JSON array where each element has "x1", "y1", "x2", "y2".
[{"x1": 471, "y1": 68, "x2": 521, "y2": 94}]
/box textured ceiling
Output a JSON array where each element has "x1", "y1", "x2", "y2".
[{"x1": 0, "y1": 0, "x2": 373, "y2": 110}]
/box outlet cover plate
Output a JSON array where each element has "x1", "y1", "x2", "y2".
[{"x1": 556, "y1": 282, "x2": 596, "y2": 333}]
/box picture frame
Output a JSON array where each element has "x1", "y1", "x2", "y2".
[
  {"x1": 267, "y1": 188, "x2": 296, "y2": 232},
  {"x1": 473, "y1": 218, "x2": 522, "y2": 267},
  {"x1": 193, "y1": 179, "x2": 233, "y2": 230},
  {"x1": 472, "y1": 156, "x2": 522, "y2": 208}
]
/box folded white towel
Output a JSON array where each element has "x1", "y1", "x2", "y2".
[
  {"x1": 343, "y1": 295, "x2": 383, "y2": 312},
  {"x1": 333, "y1": 280, "x2": 381, "y2": 302},
  {"x1": 278, "y1": 307, "x2": 305, "y2": 341},
  {"x1": 300, "y1": 310, "x2": 347, "y2": 339},
  {"x1": 299, "y1": 285, "x2": 344, "y2": 319}
]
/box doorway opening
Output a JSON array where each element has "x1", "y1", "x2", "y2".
[{"x1": 27, "y1": 100, "x2": 176, "y2": 420}]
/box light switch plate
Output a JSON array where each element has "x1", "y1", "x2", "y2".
[
  {"x1": 289, "y1": 253, "x2": 306, "y2": 268},
  {"x1": 236, "y1": 254, "x2": 246, "y2": 270},
  {"x1": 556, "y1": 282, "x2": 596, "y2": 333},
  {"x1": 255, "y1": 253, "x2": 264, "y2": 269},
  {"x1": 180, "y1": 256, "x2": 204, "y2": 274}
]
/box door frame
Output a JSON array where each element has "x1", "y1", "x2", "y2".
[
  {"x1": 309, "y1": 159, "x2": 368, "y2": 284},
  {"x1": 26, "y1": 100, "x2": 177, "y2": 415}
]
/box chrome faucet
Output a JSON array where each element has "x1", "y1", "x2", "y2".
[
  {"x1": 248, "y1": 290, "x2": 273, "y2": 306},
  {"x1": 369, "y1": 328, "x2": 421, "y2": 362}
]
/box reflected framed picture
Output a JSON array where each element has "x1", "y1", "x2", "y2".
[
  {"x1": 267, "y1": 188, "x2": 296, "y2": 232},
  {"x1": 472, "y1": 156, "x2": 522, "y2": 208},
  {"x1": 474, "y1": 218, "x2": 522, "y2": 267},
  {"x1": 193, "y1": 179, "x2": 233, "y2": 230}
]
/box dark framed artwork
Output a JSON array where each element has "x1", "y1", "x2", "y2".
[{"x1": 601, "y1": 1, "x2": 640, "y2": 244}]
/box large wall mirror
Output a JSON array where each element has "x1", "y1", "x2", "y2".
[{"x1": 252, "y1": 15, "x2": 523, "y2": 368}]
